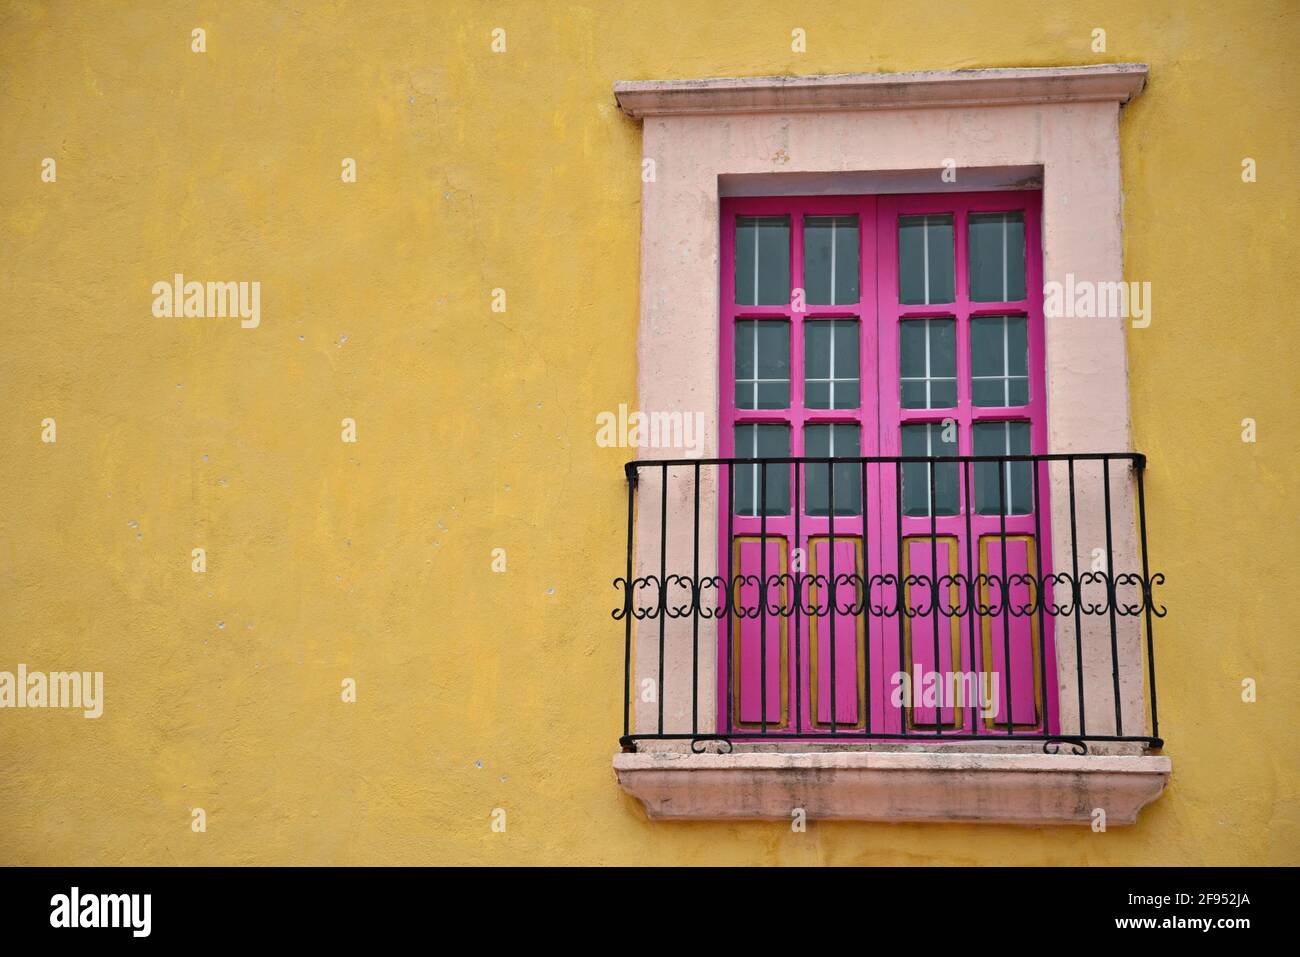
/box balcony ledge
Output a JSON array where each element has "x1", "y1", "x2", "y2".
[{"x1": 614, "y1": 749, "x2": 1170, "y2": 826}]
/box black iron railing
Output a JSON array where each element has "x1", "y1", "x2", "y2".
[{"x1": 613, "y1": 454, "x2": 1164, "y2": 754}]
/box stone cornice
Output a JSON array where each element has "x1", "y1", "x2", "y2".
[{"x1": 614, "y1": 64, "x2": 1148, "y2": 118}]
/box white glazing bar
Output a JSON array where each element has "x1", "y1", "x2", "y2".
[
  {"x1": 828, "y1": 322, "x2": 837, "y2": 408},
  {"x1": 924, "y1": 320, "x2": 932, "y2": 408},
  {"x1": 1003, "y1": 316, "x2": 1011, "y2": 406}
]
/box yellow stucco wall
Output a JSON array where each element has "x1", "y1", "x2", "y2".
[{"x1": 1, "y1": 0, "x2": 1296, "y2": 865}]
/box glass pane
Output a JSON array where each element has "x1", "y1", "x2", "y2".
[
  {"x1": 756, "y1": 382, "x2": 789, "y2": 408},
  {"x1": 805, "y1": 320, "x2": 860, "y2": 411},
  {"x1": 899, "y1": 320, "x2": 927, "y2": 378},
  {"x1": 836, "y1": 379, "x2": 861, "y2": 410},
  {"x1": 899, "y1": 215, "x2": 954, "y2": 305},
  {"x1": 1007, "y1": 314, "x2": 1029, "y2": 405},
  {"x1": 735, "y1": 322, "x2": 756, "y2": 378},
  {"x1": 735, "y1": 320, "x2": 789, "y2": 410},
  {"x1": 1007, "y1": 377, "x2": 1029, "y2": 406},
  {"x1": 736, "y1": 215, "x2": 790, "y2": 306},
  {"x1": 901, "y1": 380, "x2": 928, "y2": 408},
  {"x1": 931, "y1": 319, "x2": 955, "y2": 379},
  {"x1": 832, "y1": 321, "x2": 860, "y2": 378},
  {"x1": 900, "y1": 423, "x2": 927, "y2": 459},
  {"x1": 901, "y1": 422, "x2": 958, "y2": 517},
  {"x1": 970, "y1": 316, "x2": 1003, "y2": 378},
  {"x1": 974, "y1": 421, "x2": 1032, "y2": 515},
  {"x1": 756, "y1": 424, "x2": 791, "y2": 515},
  {"x1": 805, "y1": 424, "x2": 829, "y2": 515},
  {"x1": 1005, "y1": 421, "x2": 1031, "y2": 515},
  {"x1": 804, "y1": 215, "x2": 860, "y2": 305},
  {"x1": 930, "y1": 378, "x2": 957, "y2": 408},
  {"x1": 973, "y1": 422, "x2": 1001, "y2": 515},
  {"x1": 735, "y1": 424, "x2": 790, "y2": 516},
  {"x1": 755, "y1": 322, "x2": 790, "y2": 379},
  {"x1": 805, "y1": 423, "x2": 831, "y2": 457},
  {"x1": 900, "y1": 319, "x2": 956, "y2": 410},
  {"x1": 971, "y1": 379, "x2": 1004, "y2": 407},
  {"x1": 969, "y1": 212, "x2": 1026, "y2": 302},
  {"x1": 806, "y1": 424, "x2": 861, "y2": 516},
  {"x1": 971, "y1": 316, "x2": 1029, "y2": 408},
  {"x1": 1007, "y1": 316, "x2": 1028, "y2": 376},
  {"x1": 804, "y1": 322, "x2": 831, "y2": 379},
  {"x1": 933, "y1": 426, "x2": 959, "y2": 516},
  {"x1": 834, "y1": 220, "x2": 859, "y2": 306},
  {"x1": 898, "y1": 219, "x2": 924, "y2": 304}
]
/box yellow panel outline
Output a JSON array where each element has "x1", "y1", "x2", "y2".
[
  {"x1": 730, "y1": 535, "x2": 789, "y2": 730},
  {"x1": 979, "y1": 534, "x2": 1044, "y2": 731}
]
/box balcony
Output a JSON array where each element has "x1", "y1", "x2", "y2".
[{"x1": 611, "y1": 454, "x2": 1171, "y2": 824}]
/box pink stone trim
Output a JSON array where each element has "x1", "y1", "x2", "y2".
[{"x1": 622, "y1": 68, "x2": 1164, "y2": 826}]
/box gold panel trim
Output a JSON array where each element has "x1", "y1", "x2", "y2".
[
  {"x1": 979, "y1": 534, "x2": 1044, "y2": 731},
  {"x1": 730, "y1": 536, "x2": 790, "y2": 730}
]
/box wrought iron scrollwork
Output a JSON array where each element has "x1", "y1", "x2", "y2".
[
  {"x1": 1043, "y1": 737, "x2": 1089, "y2": 756},
  {"x1": 690, "y1": 737, "x2": 733, "y2": 755},
  {"x1": 614, "y1": 569, "x2": 1166, "y2": 622}
]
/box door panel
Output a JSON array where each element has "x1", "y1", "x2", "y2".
[
  {"x1": 902, "y1": 535, "x2": 963, "y2": 729},
  {"x1": 808, "y1": 536, "x2": 864, "y2": 729}
]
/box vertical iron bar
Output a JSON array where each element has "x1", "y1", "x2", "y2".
[
  {"x1": 862, "y1": 456, "x2": 871, "y2": 736},
  {"x1": 929, "y1": 455, "x2": 941, "y2": 737},
  {"x1": 1069, "y1": 457, "x2": 1086, "y2": 736},
  {"x1": 964, "y1": 458, "x2": 977, "y2": 736},
  {"x1": 760, "y1": 460, "x2": 769, "y2": 735},
  {"x1": 658, "y1": 463, "x2": 667, "y2": 735},
  {"x1": 691, "y1": 461, "x2": 700, "y2": 737},
  {"x1": 1000, "y1": 457, "x2": 1013, "y2": 734},
  {"x1": 1103, "y1": 458, "x2": 1123, "y2": 736},
  {"x1": 623, "y1": 466, "x2": 635, "y2": 742},
  {"x1": 727, "y1": 463, "x2": 735, "y2": 735},
  {"x1": 896, "y1": 459, "x2": 907, "y2": 737},
  {"x1": 1032, "y1": 458, "x2": 1048, "y2": 734},
  {"x1": 829, "y1": 454, "x2": 837, "y2": 734},
  {"x1": 794, "y1": 459, "x2": 802, "y2": 735},
  {"x1": 1135, "y1": 458, "x2": 1160, "y2": 742}
]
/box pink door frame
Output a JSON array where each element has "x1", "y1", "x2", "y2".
[{"x1": 718, "y1": 190, "x2": 1058, "y2": 739}]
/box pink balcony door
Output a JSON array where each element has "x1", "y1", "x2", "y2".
[{"x1": 719, "y1": 191, "x2": 1058, "y2": 738}]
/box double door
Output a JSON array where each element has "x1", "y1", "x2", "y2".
[{"x1": 719, "y1": 191, "x2": 1056, "y2": 736}]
